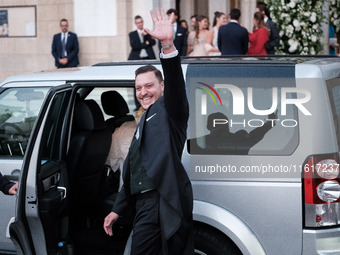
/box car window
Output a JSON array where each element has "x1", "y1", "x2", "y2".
[
  {"x1": 0, "y1": 87, "x2": 49, "y2": 157},
  {"x1": 40, "y1": 90, "x2": 71, "y2": 164},
  {"x1": 85, "y1": 87, "x2": 137, "y2": 118},
  {"x1": 327, "y1": 78, "x2": 340, "y2": 149},
  {"x1": 187, "y1": 65, "x2": 299, "y2": 155}
]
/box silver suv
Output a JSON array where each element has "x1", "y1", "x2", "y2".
[{"x1": 1, "y1": 56, "x2": 340, "y2": 255}]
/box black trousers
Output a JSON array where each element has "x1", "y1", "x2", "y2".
[
  {"x1": 131, "y1": 190, "x2": 191, "y2": 255},
  {"x1": 131, "y1": 190, "x2": 162, "y2": 255}
]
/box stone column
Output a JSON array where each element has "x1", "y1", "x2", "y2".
[
  {"x1": 322, "y1": 0, "x2": 329, "y2": 54},
  {"x1": 209, "y1": 0, "x2": 227, "y2": 27},
  {"x1": 180, "y1": 0, "x2": 195, "y2": 30},
  {"x1": 133, "y1": 0, "x2": 155, "y2": 29},
  {"x1": 240, "y1": 0, "x2": 256, "y2": 32}
]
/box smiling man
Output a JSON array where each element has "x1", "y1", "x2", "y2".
[
  {"x1": 135, "y1": 65, "x2": 164, "y2": 110},
  {"x1": 104, "y1": 8, "x2": 193, "y2": 255}
]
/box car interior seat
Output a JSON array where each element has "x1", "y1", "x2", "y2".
[
  {"x1": 100, "y1": 91, "x2": 136, "y2": 222},
  {"x1": 67, "y1": 99, "x2": 112, "y2": 228},
  {"x1": 101, "y1": 90, "x2": 135, "y2": 133}
]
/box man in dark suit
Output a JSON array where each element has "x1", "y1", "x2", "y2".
[
  {"x1": 158, "y1": 9, "x2": 188, "y2": 56},
  {"x1": 0, "y1": 172, "x2": 17, "y2": 195},
  {"x1": 104, "y1": 8, "x2": 193, "y2": 255},
  {"x1": 256, "y1": 2, "x2": 280, "y2": 54},
  {"x1": 51, "y1": 19, "x2": 79, "y2": 68},
  {"x1": 128, "y1": 15, "x2": 156, "y2": 60},
  {"x1": 218, "y1": 8, "x2": 249, "y2": 55}
]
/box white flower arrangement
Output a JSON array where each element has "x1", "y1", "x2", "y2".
[
  {"x1": 265, "y1": 0, "x2": 325, "y2": 54},
  {"x1": 329, "y1": 0, "x2": 340, "y2": 32}
]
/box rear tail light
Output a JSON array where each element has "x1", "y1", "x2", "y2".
[{"x1": 303, "y1": 153, "x2": 340, "y2": 227}]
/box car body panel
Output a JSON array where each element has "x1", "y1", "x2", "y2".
[{"x1": 0, "y1": 56, "x2": 339, "y2": 254}]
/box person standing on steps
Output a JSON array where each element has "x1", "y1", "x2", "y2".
[{"x1": 51, "y1": 18, "x2": 79, "y2": 68}]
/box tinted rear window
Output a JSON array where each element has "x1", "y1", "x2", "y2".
[
  {"x1": 327, "y1": 78, "x2": 340, "y2": 149},
  {"x1": 187, "y1": 64, "x2": 299, "y2": 155}
]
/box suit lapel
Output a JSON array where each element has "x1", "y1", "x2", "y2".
[
  {"x1": 137, "y1": 101, "x2": 161, "y2": 143},
  {"x1": 134, "y1": 30, "x2": 141, "y2": 43},
  {"x1": 136, "y1": 106, "x2": 150, "y2": 142},
  {"x1": 66, "y1": 33, "x2": 71, "y2": 48},
  {"x1": 57, "y1": 33, "x2": 62, "y2": 46}
]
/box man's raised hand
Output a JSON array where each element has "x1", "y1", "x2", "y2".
[{"x1": 144, "y1": 8, "x2": 174, "y2": 46}]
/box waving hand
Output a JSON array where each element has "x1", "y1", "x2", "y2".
[{"x1": 144, "y1": 8, "x2": 175, "y2": 53}]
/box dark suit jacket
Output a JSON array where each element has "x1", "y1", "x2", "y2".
[
  {"x1": 265, "y1": 19, "x2": 280, "y2": 54},
  {"x1": 51, "y1": 32, "x2": 79, "y2": 68},
  {"x1": 218, "y1": 22, "x2": 249, "y2": 55},
  {"x1": 128, "y1": 30, "x2": 156, "y2": 60},
  {"x1": 0, "y1": 172, "x2": 15, "y2": 195},
  {"x1": 158, "y1": 24, "x2": 188, "y2": 56},
  {"x1": 113, "y1": 55, "x2": 193, "y2": 252},
  {"x1": 174, "y1": 25, "x2": 188, "y2": 56}
]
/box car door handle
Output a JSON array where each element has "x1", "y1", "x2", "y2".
[
  {"x1": 4, "y1": 169, "x2": 21, "y2": 182},
  {"x1": 57, "y1": 186, "x2": 67, "y2": 200}
]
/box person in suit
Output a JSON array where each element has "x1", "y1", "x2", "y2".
[
  {"x1": 179, "y1": 19, "x2": 189, "y2": 33},
  {"x1": 128, "y1": 15, "x2": 156, "y2": 60},
  {"x1": 0, "y1": 172, "x2": 18, "y2": 195},
  {"x1": 103, "y1": 8, "x2": 193, "y2": 255},
  {"x1": 218, "y1": 8, "x2": 249, "y2": 55},
  {"x1": 51, "y1": 18, "x2": 79, "y2": 68},
  {"x1": 158, "y1": 9, "x2": 188, "y2": 56},
  {"x1": 256, "y1": 2, "x2": 280, "y2": 54}
]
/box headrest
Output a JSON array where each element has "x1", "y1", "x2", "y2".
[
  {"x1": 101, "y1": 91, "x2": 130, "y2": 117},
  {"x1": 75, "y1": 100, "x2": 105, "y2": 131}
]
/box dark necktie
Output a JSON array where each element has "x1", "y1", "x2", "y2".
[{"x1": 62, "y1": 34, "x2": 66, "y2": 58}]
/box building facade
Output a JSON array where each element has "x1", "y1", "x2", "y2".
[{"x1": 0, "y1": 0, "x2": 261, "y2": 81}]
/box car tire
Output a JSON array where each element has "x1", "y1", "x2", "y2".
[{"x1": 194, "y1": 225, "x2": 242, "y2": 255}]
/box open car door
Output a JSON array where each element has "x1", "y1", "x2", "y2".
[{"x1": 9, "y1": 84, "x2": 73, "y2": 255}]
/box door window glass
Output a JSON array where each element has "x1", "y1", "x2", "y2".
[
  {"x1": 327, "y1": 79, "x2": 340, "y2": 148},
  {"x1": 0, "y1": 87, "x2": 49, "y2": 157},
  {"x1": 85, "y1": 87, "x2": 137, "y2": 118},
  {"x1": 40, "y1": 90, "x2": 71, "y2": 164}
]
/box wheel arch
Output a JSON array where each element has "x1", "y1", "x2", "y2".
[{"x1": 193, "y1": 200, "x2": 266, "y2": 255}]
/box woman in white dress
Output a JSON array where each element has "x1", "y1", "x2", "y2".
[
  {"x1": 205, "y1": 12, "x2": 228, "y2": 56},
  {"x1": 187, "y1": 15, "x2": 210, "y2": 56}
]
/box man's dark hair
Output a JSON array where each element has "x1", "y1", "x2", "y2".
[
  {"x1": 167, "y1": 8, "x2": 178, "y2": 16},
  {"x1": 257, "y1": 2, "x2": 270, "y2": 18},
  {"x1": 135, "y1": 65, "x2": 163, "y2": 83},
  {"x1": 134, "y1": 15, "x2": 142, "y2": 20},
  {"x1": 229, "y1": 9, "x2": 241, "y2": 20},
  {"x1": 60, "y1": 18, "x2": 68, "y2": 24}
]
